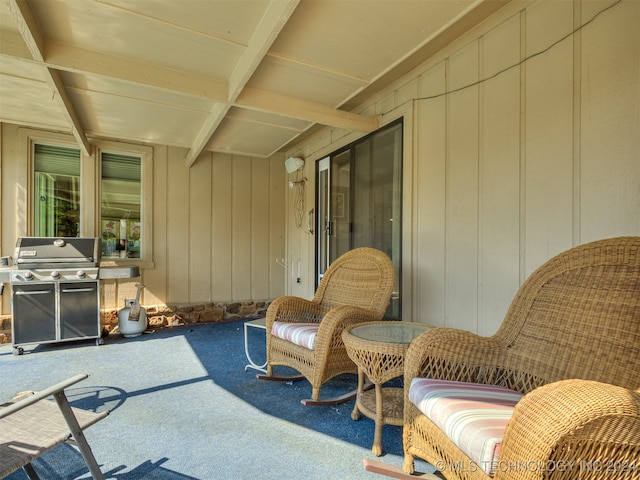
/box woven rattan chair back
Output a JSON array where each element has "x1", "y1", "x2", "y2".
[
  {"x1": 492, "y1": 236, "x2": 640, "y2": 392},
  {"x1": 313, "y1": 247, "x2": 396, "y2": 317}
]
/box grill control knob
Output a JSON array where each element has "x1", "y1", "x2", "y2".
[
  {"x1": 23, "y1": 271, "x2": 34, "y2": 281},
  {"x1": 77, "y1": 270, "x2": 86, "y2": 279},
  {"x1": 51, "y1": 270, "x2": 60, "y2": 279}
]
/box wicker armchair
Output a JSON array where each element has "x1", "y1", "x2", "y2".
[
  {"x1": 403, "y1": 236, "x2": 640, "y2": 480},
  {"x1": 262, "y1": 247, "x2": 395, "y2": 405}
]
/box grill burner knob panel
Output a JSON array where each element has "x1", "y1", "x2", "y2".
[{"x1": 51, "y1": 271, "x2": 60, "y2": 279}]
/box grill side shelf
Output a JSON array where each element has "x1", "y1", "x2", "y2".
[{"x1": 99, "y1": 266, "x2": 140, "y2": 279}]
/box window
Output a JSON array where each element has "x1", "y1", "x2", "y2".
[
  {"x1": 33, "y1": 144, "x2": 81, "y2": 237},
  {"x1": 100, "y1": 152, "x2": 142, "y2": 259},
  {"x1": 20, "y1": 130, "x2": 153, "y2": 265}
]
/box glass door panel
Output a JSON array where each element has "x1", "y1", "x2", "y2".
[
  {"x1": 352, "y1": 122, "x2": 402, "y2": 318},
  {"x1": 315, "y1": 121, "x2": 403, "y2": 319},
  {"x1": 329, "y1": 149, "x2": 351, "y2": 265}
]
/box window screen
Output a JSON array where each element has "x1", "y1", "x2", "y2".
[
  {"x1": 33, "y1": 144, "x2": 81, "y2": 237},
  {"x1": 101, "y1": 152, "x2": 142, "y2": 259}
]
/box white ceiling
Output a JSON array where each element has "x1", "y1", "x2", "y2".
[{"x1": 0, "y1": 0, "x2": 509, "y2": 165}]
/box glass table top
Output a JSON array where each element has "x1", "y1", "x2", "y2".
[{"x1": 350, "y1": 322, "x2": 431, "y2": 344}]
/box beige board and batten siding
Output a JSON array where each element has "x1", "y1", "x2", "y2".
[
  {"x1": 284, "y1": 0, "x2": 640, "y2": 337},
  {"x1": 0, "y1": 130, "x2": 286, "y2": 314},
  {"x1": 143, "y1": 148, "x2": 286, "y2": 308}
]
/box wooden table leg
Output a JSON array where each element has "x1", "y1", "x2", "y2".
[
  {"x1": 351, "y1": 368, "x2": 364, "y2": 420},
  {"x1": 372, "y1": 382, "x2": 383, "y2": 456}
]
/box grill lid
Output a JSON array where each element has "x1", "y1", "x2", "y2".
[{"x1": 14, "y1": 237, "x2": 100, "y2": 268}]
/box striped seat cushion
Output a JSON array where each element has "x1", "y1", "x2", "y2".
[
  {"x1": 409, "y1": 378, "x2": 523, "y2": 476},
  {"x1": 272, "y1": 321, "x2": 320, "y2": 350}
]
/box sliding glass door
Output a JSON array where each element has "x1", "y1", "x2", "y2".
[{"x1": 315, "y1": 120, "x2": 402, "y2": 319}]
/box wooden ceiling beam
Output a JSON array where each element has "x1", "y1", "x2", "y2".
[
  {"x1": 8, "y1": 0, "x2": 91, "y2": 156},
  {"x1": 5, "y1": 0, "x2": 377, "y2": 165},
  {"x1": 185, "y1": 0, "x2": 300, "y2": 166},
  {"x1": 237, "y1": 87, "x2": 380, "y2": 133},
  {"x1": 229, "y1": 0, "x2": 300, "y2": 102},
  {"x1": 45, "y1": 41, "x2": 229, "y2": 102},
  {"x1": 183, "y1": 103, "x2": 231, "y2": 167},
  {"x1": 16, "y1": 39, "x2": 377, "y2": 158}
]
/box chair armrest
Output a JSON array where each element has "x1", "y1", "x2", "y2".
[
  {"x1": 0, "y1": 373, "x2": 89, "y2": 418},
  {"x1": 403, "y1": 327, "x2": 548, "y2": 404},
  {"x1": 265, "y1": 296, "x2": 323, "y2": 331},
  {"x1": 313, "y1": 305, "x2": 382, "y2": 357},
  {"x1": 404, "y1": 328, "x2": 507, "y2": 384},
  {"x1": 494, "y1": 380, "x2": 640, "y2": 480}
]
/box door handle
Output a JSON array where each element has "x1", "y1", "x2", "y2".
[{"x1": 307, "y1": 208, "x2": 315, "y2": 235}]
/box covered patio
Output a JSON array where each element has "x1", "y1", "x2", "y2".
[
  {"x1": 1, "y1": 319, "x2": 435, "y2": 479},
  {"x1": 0, "y1": 1, "x2": 638, "y2": 478}
]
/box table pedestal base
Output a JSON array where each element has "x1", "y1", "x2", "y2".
[{"x1": 353, "y1": 386, "x2": 403, "y2": 456}]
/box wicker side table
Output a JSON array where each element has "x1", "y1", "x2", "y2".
[{"x1": 342, "y1": 321, "x2": 431, "y2": 456}]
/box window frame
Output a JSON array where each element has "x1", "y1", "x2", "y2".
[
  {"x1": 95, "y1": 140, "x2": 153, "y2": 268},
  {"x1": 19, "y1": 129, "x2": 85, "y2": 238},
  {"x1": 19, "y1": 130, "x2": 153, "y2": 268},
  {"x1": 33, "y1": 143, "x2": 82, "y2": 238}
]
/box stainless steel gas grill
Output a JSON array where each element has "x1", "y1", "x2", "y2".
[
  {"x1": 10, "y1": 237, "x2": 102, "y2": 355},
  {"x1": 8, "y1": 237, "x2": 139, "y2": 355}
]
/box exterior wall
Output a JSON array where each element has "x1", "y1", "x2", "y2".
[
  {"x1": 1, "y1": 0, "x2": 637, "y2": 342},
  {"x1": 0, "y1": 128, "x2": 286, "y2": 324},
  {"x1": 139, "y1": 146, "x2": 286, "y2": 309},
  {"x1": 283, "y1": 0, "x2": 640, "y2": 335}
]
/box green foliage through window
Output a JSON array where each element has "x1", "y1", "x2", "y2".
[{"x1": 34, "y1": 144, "x2": 81, "y2": 237}]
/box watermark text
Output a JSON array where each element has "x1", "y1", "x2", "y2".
[{"x1": 433, "y1": 459, "x2": 638, "y2": 474}]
